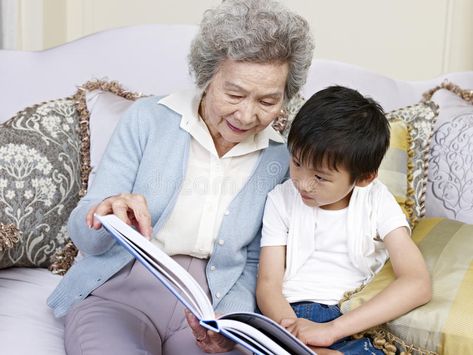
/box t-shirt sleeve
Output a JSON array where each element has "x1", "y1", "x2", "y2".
[
  {"x1": 377, "y1": 185, "x2": 411, "y2": 239},
  {"x1": 261, "y1": 185, "x2": 290, "y2": 247}
]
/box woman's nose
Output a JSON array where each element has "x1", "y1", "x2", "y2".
[{"x1": 234, "y1": 102, "x2": 257, "y2": 125}]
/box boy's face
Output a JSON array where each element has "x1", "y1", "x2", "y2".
[{"x1": 290, "y1": 155, "x2": 356, "y2": 210}]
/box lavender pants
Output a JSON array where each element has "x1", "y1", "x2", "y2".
[{"x1": 64, "y1": 256, "x2": 244, "y2": 355}]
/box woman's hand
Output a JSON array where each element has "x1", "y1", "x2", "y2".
[
  {"x1": 185, "y1": 310, "x2": 235, "y2": 353},
  {"x1": 281, "y1": 318, "x2": 338, "y2": 347},
  {"x1": 86, "y1": 193, "x2": 153, "y2": 239}
]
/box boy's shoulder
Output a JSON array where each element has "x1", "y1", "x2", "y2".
[{"x1": 366, "y1": 179, "x2": 391, "y2": 199}]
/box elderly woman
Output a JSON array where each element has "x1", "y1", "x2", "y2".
[{"x1": 48, "y1": 0, "x2": 314, "y2": 354}]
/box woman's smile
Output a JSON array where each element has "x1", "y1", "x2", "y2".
[{"x1": 226, "y1": 120, "x2": 249, "y2": 133}]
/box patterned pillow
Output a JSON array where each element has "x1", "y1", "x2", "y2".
[
  {"x1": 386, "y1": 102, "x2": 439, "y2": 226},
  {"x1": 340, "y1": 217, "x2": 473, "y2": 355},
  {"x1": 422, "y1": 86, "x2": 473, "y2": 224},
  {"x1": 0, "y1": 223, "x2": 21, "y2": 251},
  {"x1": 273, "y1": 93, "x2": 306, "y2": 138},
  {"x1": 49, "y1": 80, "x2": 142, "y2": 274},
  {"x1": 0, "y1": 98, "x2": 81, "y2": 268}
]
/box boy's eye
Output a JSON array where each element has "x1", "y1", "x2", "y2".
[{"x1": 314, "y1": 175, "x2": 326, "y2": 182}]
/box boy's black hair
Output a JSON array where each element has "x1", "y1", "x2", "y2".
[{"x1": 287, "y1": 85, "x2": 390, "y2": 182}]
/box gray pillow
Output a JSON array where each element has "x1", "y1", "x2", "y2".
[{"x1": 0, "y1": 98, "x2": 81, "y2": 268}]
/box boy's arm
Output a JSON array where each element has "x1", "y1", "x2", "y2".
[
  {"x1": 333, "y1": 226, "x2": 431, "y2": 336},
  {"x1": 286, "y1": 226, "x2": 432, "y2": 346},
  {"x1": 256, "y1": 245, "x2": 297, "y2": 323}
]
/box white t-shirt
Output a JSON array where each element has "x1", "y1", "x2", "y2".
[{"x1": 261, "y1": 179, "x2": 409, "y2": 305}]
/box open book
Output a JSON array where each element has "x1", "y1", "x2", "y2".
[{"x1": 97, "y1": 214, "x2": 316, "y2": 355}]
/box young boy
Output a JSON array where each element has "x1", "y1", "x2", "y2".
[{"x1": 256, "y1": 86, "x2": 431, "y2": 354}]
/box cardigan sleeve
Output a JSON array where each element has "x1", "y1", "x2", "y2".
[{"x1": 68, "y1": 98, "x2": 151, "y2": 256}]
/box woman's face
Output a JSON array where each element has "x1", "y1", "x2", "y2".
[{"x1": 201, "y1": 59, "x2": 288, "y2": 154}]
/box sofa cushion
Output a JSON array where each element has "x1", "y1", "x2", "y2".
[
  {"x1": 0, "y1": 98, "x2": 81, "y2": 268},
  {"x1": 385, "y1": 102, "x2": 439, "y2": 226},
  {"x1": 423, "y1": 86, "x2": 473, "y2": 224},
  {"x1": 340, "y1": 217, "x2": 473, "y2": 354},
  {"x1": 0, "y1": 268, "x2": 65, "y2": 355}
]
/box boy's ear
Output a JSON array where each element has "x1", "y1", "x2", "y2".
[{"x1": 355, "y1": 171, "x2": 378, "y2": 187}]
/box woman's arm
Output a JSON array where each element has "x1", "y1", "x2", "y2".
[
  {"x1": 69, "y1": 99, "x2": 153, "y2": 255},
  {"x1": 256, "y1": 245, "x2": 297, "y2": 322},
  {"x1": 284, "y1": 226, "x2": 432, "y2": 346}
]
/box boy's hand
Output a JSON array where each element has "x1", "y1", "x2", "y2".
[
  {"x1": 309, "y1": 348, "x2": 343, "y2": 355},
  {"x1": 281, "y1": 318, "x2": 337, "y2": 347}
]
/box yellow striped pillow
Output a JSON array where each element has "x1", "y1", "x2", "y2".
[
  {"x1": 378, "y1": 120, "x2": 414, "y2": 225},
  {"x1": 340, "y1": 218, "x2": 473, "y2": 355}
]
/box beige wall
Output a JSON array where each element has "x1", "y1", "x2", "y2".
[{"x1": 15, "y1": 0, "x2": 473, "y2": 80}]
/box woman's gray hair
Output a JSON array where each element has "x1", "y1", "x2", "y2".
[{"x1": 189, "y1": 0, "x2": 314, "y2": 100}]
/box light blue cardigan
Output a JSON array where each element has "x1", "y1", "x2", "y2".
[{"x1": 48, "y1": 96, "x2": 289, "y2": 318}]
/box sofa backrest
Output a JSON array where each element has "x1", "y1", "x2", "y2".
[
  {"x1": 303, "y1": 60, "x2": 473, "y2": 112},
  {"x1": 0, "y1": 24, "x2": 197, "y2": 122},
  {"x1": 1, "y1": 23, "x2": 472, "y2": 122}
]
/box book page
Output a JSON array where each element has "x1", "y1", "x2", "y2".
[
  {"x1": 220, "y1": 327, "x2": 273, "y2": 354},
  {"x1": 97, "y1": 214, "x2": 215, "y2": 320},
  {"x1": 219, "y1": 312, "x2": 315, "y2": 355},
  {"x1": 217, "y1": 319, "x2": 291, "y2": 355}
]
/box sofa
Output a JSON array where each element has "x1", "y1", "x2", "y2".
[{"x1": 0, "y1": 24, "x2": 472, "y2": 355}]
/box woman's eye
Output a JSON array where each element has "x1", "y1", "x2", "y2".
[
  {"x1": 260, "y1": 100, "x2": 275, "y2": 106},
  {"x1": 228, "y1": 94, "x2": 243, "y2": 100}
]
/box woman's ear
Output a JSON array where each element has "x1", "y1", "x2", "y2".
[{"x1": 355, "y1": 171, "x2": 378, "y2": 187}]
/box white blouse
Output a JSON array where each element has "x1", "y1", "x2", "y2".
[{"x1": 153, "y1": 90, "x2": 284, "y2": 258}]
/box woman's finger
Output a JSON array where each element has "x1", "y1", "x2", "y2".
[
  {"x1": 110, "y1": 198, "x2": 132, "y2": 226},
  {"x1": 86, "y1": 194, "x2": 152, "y2": 239},
  {"x1": 125, "y1": 194, "x2": 152, "y2": 238},
  {"x1": 86, "y1": 205, "x2": 98, "y2": 229},
  {"x1": 207, "y1": 330, "x2": 234, "y2": 350},
  {"x1": 184, "y1": 309, "x2": 207, "y2": 342},
  {"x1": 88, "y1": 199, "x2": 115, "y2": 229}
]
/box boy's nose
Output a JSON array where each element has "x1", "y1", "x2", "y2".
[{"x1": 300, "y1": 179, "x2": 318, "y2": 193}]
